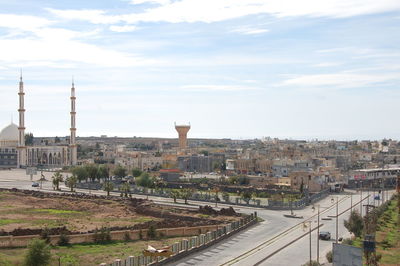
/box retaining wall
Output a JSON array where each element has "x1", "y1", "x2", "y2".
[{"x1": 0, "y1": 224, "x2": 225, "y2": 248}]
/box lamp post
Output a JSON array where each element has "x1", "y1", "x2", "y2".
[
  {"x1": 350, "y1": 193, "x2": 353, "y2": 212},
  {"x1": 303, "y1": 221, "x2": 312, "y2": 266},
  {"x1": 312, "y1": 205, "x2": 320, "y2": 264},
  {"x1": 331, "y1": 197, "x2": 339, "y2": 243},
  {"x1": 360, "y1": 182, "x2": 363, "y2": 217}
]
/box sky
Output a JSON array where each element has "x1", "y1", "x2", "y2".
[{"x1": 0, "y1": 0, "x2": 399, "y2": 140}]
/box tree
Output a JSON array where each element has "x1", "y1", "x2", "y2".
[
  {"x1": 57, "y1": 232, "x2": 70, "y2": 246},
  {"x1": 169, "y1": 189, "x2": 180, "y2": 203},
  {"x1": 113, "y1": 165, "x2": 127, "y2": 179},
  {"x1": 136, "y1": 172, "x2": 153, "y2": 188},
  {"x1": 71, "y1": 166, "x2": 87, "y2": 183},
  {"x1": 299, "y1": 180, "x2": 304, "y2": 194},
  {"x1": 326, "y1": 250, "x2": 333, "y2": 263},
  {"x1": 98, "y1": 165, "x2": 110, "y2": 181},
  {"x1": 213, "y1": 187, "x2": 221, "y2": 207},
  {"x1": 64, "y1": 175, "x2": 77, "y2": 192},
  {"x1": 222, "y1": 192, "x2": 230, "y2": 202},
  {"x1": 51, "y1": 171, "x2": 63, "y2": 190},
  {"x1": 131, "y1": 168, "x2": 142, "y2": 177},
  {"x1": 54, "y1": 136, "x2": 61, "y2": 143},
  {"x1": 147, "y1": 225, "x2": 157, "y2": 239},
  {"x1": 180, "y1": 188, "x2": 194, "y2": 204},
  {"x1": 228, "y1": 175, "x2": 249, "y2": 185},
  {"x1": 200, "y1": 150, "x2": 209, "y2": 156},
  {"x1": 344, "y1": 210, "x2": 364, "y2": 237},
  {"x1": 103, "y1": 181, "x2": 114, "y2": 196},
  {"x1": 85, "y1": 164, "x2": 99, "y2": 182},
  {"x1": 24, "y1": 239, "x2": 51, "y2": 266},
  {"x1": 119, "y1": 183, "x2": 131, "y2": 197},
  {"x1": 241, "y1": 191, "x2": 252, "y2": 204}
]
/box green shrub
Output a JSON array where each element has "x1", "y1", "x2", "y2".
[
  {"x1": 301, "y1": 260, "x2": 321, "y2": 266},
  {"x1": 24, "y1": 239, "x2": 51, "y2": 266},
  {"x1": 147, "y1": 225, "x2": 157, "y2": 239},
  {"x1": 344, "y1": 211, "x2": 363, "y2": 237},
  {"x1": 57, "y1": 233, "x2": 70, "y2": 246},
  {"x1": 93, "y1": 227, "x2": 111, "y2": 243},
  {"x1": 342, "y1": 238, "x2": 353, "y2": 245},
  {"x1": 40, "y1": 228, "x2": 51, "y2": 244},
  {"x1": 326, "y1": 250, "x2": 333, "y2": 263},
  {"x1": 124, "y1": 231, "x2": 131, "y2": 242}
]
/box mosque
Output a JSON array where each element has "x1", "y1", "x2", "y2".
[{"x1": 0, "y1": 74, "x2": 77, "y2": 168}]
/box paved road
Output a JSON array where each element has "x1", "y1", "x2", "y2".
[{"x1": 0, "y1": 169, "x2": 395, "y2": 266}]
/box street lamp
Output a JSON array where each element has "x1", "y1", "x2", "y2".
[
  {"x1": 331, "y1": 197, "x2": 339, "y2": 243},
  {"x1": 312, "y1": 205, "x2": 320, "y2": 263},
  {"x1": 303, "y1": 221, "x2": 312, "y2": 266},
  {"x1": 360, "y1": 181, "x2": 363, "y2": 217},
  {"x1": 312, "y1": 203, "x2": 330, "y2": 264}
]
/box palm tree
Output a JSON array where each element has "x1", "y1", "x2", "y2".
[
  {"x1": 103, "y1": 181, "x2": 114, "y2": 196},
  {"x1": 65, "y1": 175, "x2": 78, "y2": 192},
  {"x1": 120, "y1": 183, "x2": 131, "y2": 197},
  {"x1": 52, "y1": 171, "x2": 63, "y2": 190}
]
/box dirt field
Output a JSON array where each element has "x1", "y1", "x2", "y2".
[{"x1": 0, "y1": 189, "x2": 240, "y2": 235}]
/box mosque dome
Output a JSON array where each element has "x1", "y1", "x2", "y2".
[{"x1": 0, "y1": 123, "x2": 19, "y2": 145}]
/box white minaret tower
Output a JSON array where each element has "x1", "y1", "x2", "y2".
[
  {"x1": 69, "y1": 79, "x2": 77, "y2": 165},
  {"x1": 17, "y1": 72, "x2": 27, "y2": 168}
]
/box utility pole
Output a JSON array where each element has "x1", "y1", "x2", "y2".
[
  {"x1": 360, "y1": 185, "x2": 363, "y2": 217},
  {"x1": 350, "y1": 193, "x2": 353, "y2": 212},
  {"x1": 309, "y1": 222, "x2": 312, "y2": 266},
  {"x1": 332, "y1": 197, "x2": 339, "y2": 243},
  {"x1": 317, "y1": 205, "x2": 320, "y2": 264},
  {"x1": 336, "y1": 198, "x2": 338, "y2": 244}
]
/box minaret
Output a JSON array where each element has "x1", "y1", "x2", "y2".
[
  {"x1": 69, "y1": 79, "x2": 77, "y2": 165},
  {"x1": 17, "y1": 72, "x2": 27, "y2": 168}
]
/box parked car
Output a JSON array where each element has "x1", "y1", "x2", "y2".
[
  {"x1": 319, "y1": 231, "x2": 331, "y2": 240},
  {"x1": 32, "y1": 182, "x2": 39, "y2": 187}
]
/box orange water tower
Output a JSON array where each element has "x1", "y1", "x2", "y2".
[{"x1": 175, "y1": 122, "x2": 190, "y2": 150}]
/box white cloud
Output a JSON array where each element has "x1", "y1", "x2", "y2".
[
  {"x1": 109, "y1": 25, "x2": 138, "y2": 32},
  {"x1": 280, "y1": 73, "x2": 400, "y2": 88},
  {"x1": 47, "y1": 1, "x2": 400, "y2": 25},
  {"x1": 313, "y1": 62, "x2": 342, "y2": 67},
  {"x1": 0, "y1": 14, "x2": 52, "y2": 31},
  {"x1": 232, "y1": 27, "x2": 269, "y2": 35},
  {"x1": 181, "y1": 84, "x2": 259, "y2": 91},
  {"x1": 45, "y1": 8, "x2": 121, "y2": 24},
  {"x1": 130, "y1": 0, "x2": 171, "y2": 5},
  {"x1": 0, "y1": 14, "x2": 159, "y2": 67}
]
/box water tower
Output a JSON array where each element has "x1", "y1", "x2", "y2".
[{"x1": 175, "y1": 122, "x2": 190, "y2": 150}]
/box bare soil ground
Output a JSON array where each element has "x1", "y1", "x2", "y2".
[{"x1": 0, "y1": 189, "x2": 240, "y2": 235}]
